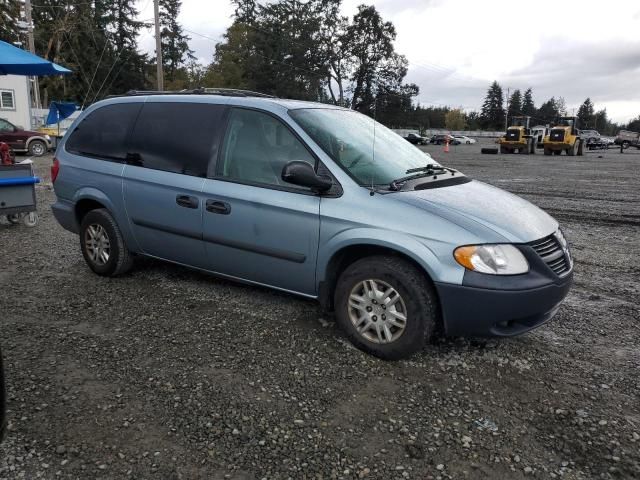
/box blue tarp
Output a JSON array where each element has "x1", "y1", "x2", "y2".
[
  {"x1": 45, "y1": 102, "x2": 77, "y2": 125},
  {"x1": 0, "y1": 40, "x2": 71, "y2": 76}
]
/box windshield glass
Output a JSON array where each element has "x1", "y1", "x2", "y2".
[{"x1": 289, "y1": 108, "x2": 440, "y2": 185}]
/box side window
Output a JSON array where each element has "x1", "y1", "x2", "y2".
[
  {"x1": 219, "y1": 108, "x2": 315, "y2": 188},
  {"x1": 66, "y1": 103, "x2": 141, "y2": 160},
  {"x1": 128, "y1": 102, "x2": 225, "y2": 177},
  {"x1": 0, "y1": 119, "x2": 13, "y2": 132}
]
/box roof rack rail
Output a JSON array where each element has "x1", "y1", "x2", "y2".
[{"x1": 120, "y1": 88, "x2": 276, "y2": 98}]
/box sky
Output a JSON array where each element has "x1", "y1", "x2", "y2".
[{"x1": 138, "y1": 0, "x2": 640, "y2": 124}]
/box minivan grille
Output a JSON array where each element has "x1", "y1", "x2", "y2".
[
  {"x1": 530, "y1": 231, "x2": 572, "y2": 277},
  {"x1": 550, "y1": 129, "x2": 565, "y2": 142}
]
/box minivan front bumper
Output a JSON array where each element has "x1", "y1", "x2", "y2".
[
  {"x1": 434, "y1": 237, "x2": 573, "y2": 337},
  {"x1": 435, "y1": 274, "x2": 572, "y2": 337}
]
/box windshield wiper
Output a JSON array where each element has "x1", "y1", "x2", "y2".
[{"x1": 389, "y1": 164, "x2": 458, "y2": 191}]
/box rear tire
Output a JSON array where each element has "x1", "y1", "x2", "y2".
[
  {"x1": 544, "y1": 147, "x2": 552, "y2": 156},
  {"x1": 79, "y1": 208, "x2": 133, "y2": 277},
  {"x1": 499, "y1": 146, "x2": 507, "y2": 154},
  {"x1": 334, "y1": 256, "x2": 438, "y2": 360},
  {"x1": 28, "y1": 140, "x2": 47, "y2": 157},
  {"x1": 553, "y1": 150, "x2": 561, "y2": 156},
  {"x1": 577, "y1": 139, "x2": 585, "y2": 156}
]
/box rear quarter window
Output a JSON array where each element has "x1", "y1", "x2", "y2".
[
  {"x1": 66, "y1": 103, "x2": 142, "y2": 160},
  {"x1": 127, "y1": 102, "x2": 226, "y2": 177}
]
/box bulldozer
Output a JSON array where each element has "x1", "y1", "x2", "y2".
[
  {"x1": 543, "y1": 116, "x2": 585, "y2": 156},
  {"x1": 498, "y1": 116, "x2": 535, "y2": 154}
]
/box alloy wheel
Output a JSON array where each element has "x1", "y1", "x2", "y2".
[{"x1": 84, "y1": 224, "x2": 111, "y2": 265}]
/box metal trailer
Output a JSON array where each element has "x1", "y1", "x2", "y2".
[{"x1": 0, "y1": 162, "x2": 40, "y2": 227}]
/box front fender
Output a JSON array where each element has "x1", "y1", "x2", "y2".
[{"x1": 317, "y1": 227, "x2": 464, "y2": 287}]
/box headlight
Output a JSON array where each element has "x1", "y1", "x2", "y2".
[
  {"x1": 454, "y1": 244, "x2": 529, "y2": 275},
  {"x1": 44, "y1": 135, "x2": 51, "y2": 140}
]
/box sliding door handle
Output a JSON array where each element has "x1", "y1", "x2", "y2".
[{"x1": 206, "y1": 200, "x2": 231, "y2": 215}]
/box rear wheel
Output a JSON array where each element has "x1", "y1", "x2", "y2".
[
  {"x1": 567, "y1": 140, "x2": 577, "y2": 156},
  {"x1": 577, "y1": 139, "x2": 585, "y2": 156},
  {"x1": 543, "y1": 147, "x2": 552, "y2": 156},
  {"x1": 28, "y1": 140, "x2": 47, "y2": 157},
  {"x1": 79, "y1": 208, "x2": 133, "y2": 277},
  {"x1": 334, "y1": 256, "x2": 438, "y2": 360},
  {"x1": 499, "y1": 146, "x2": 507, "y2": 154}
]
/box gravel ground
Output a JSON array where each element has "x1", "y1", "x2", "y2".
[{"x1": 0, "y1": 142, "x2": 639, "y2": 479}]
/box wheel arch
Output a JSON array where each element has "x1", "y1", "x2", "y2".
[{"x1": 317, "y1": 240, "x2": 441, "y2": 313}]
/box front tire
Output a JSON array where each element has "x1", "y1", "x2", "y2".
[
  {"x1": 334, "y1": 256, "x2": 438, "y2": 360},
  {"x1": 79, "y1": 208, "x2": 133, "y2": 276}
]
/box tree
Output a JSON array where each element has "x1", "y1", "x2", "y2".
[
  {"x1": 507, "y1": 89, "x2": 522, "y2": 119},
  {"x1": 626, "y1": 115, "x2": 640, "y2": 132},
  {"x1": 555, "y1": 96, "x2": 567, "y2": 116},
  {"x1": 159, "y1": 0, "x2": 194, "y2": 83},
  {"x1": 445, "y1": 109, "x2": 466, "y2": 130},
  {"x1": 480, "y1": 81, "x2": 504, "y2": 130},
  {"x1": 577, "y1": 98, "x2": 595, "y2": 128},
  {"x1": 521, "y1": 88, "x2": 536, "y2": 118},
  {"x1": 0, "y1": 0, "x2": 21, "y2": 44},
  {"x1": 537, "y1": 97, "x2": 559, "y2": 124}
]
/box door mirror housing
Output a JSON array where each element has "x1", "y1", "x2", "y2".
[{"x1": 282, "y1": 161, "x2": 333, "y2": 192}]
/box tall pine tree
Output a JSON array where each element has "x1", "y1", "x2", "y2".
[
  {"x1": 0, "y1": 0, "x2": 21, "y2": 43},
  {"x1": 521, "y1": 88, "x2": 536, "y2": 118},
  {"x1": 507, "y1": 89, "x2": 522, "y2": 119},
  {"x1": 480, "y1": 81, "x2": 504, "y2": 130},
  {"x1": 577, "y1": 98, "x2": 595, "y2": 128},
  {"x1": 159, "y1": 0, "x2": 194, "y2": 85}
]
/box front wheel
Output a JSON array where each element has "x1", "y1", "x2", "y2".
[
  {"x1": 79, "y1": 208, "x2": 133, "y2": 276},
  {"x1": 334, "y1": 256, "x2": 438, "y2": 360}
]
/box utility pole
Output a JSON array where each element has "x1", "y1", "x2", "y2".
[
  {"x1": 153, "y1": 0, "x2": 164, "y2": 91},
  {"x1": 505, "y1": 87, "x2": 510, "y2": 132},
  {"x1": 24, "y1": 0, "x2": 41, "y2": 110}
]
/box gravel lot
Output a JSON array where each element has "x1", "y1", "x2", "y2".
[{"x1": 1, "y1": 142, "x2": 639, "y2": 479}]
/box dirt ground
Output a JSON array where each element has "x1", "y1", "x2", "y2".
[{"x1": 1, "y1": 141, "x2": 639, "y2": 479}]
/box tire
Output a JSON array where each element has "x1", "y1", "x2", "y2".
[
  {"x1": 577, "y1": 139, "x2": 585, "y2": 156},
  {"x1": 79, "y1": 208, "x2": 133, "y2": 276},
  {"x1": 622, "y1": 141, "x2": 629, "y2": 149},
  {"x1": 23, "y1": 211, "x2": 38, "y2": 227},
  {"x1": 481, "y1": 147, "x2": 498, "y2": 154},
  {"x1": 499, "y1": 146, "x2": 507, "y2": 154},
  {"x1": 28, "y1": 140, "x2": 47, "y2": 157},
  {"x1": 553, "y1": 150, "x2": 561, "y2": 156},
  {"x1": 334, "y1": 256, "x2": 438, "y2": 360},
  {"x1": 7, "y1": 214, "x2": 20, "y2": 224},
  {"x1": 544, "y1": 147, "x2": 552, "y2": 156},
  {"x1": 567, "y1": 140, "x2": 577, "y2": 156}
]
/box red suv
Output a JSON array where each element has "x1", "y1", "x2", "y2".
[{"x1": 0, "y1": 118, "x2": 51, "y2": 156}]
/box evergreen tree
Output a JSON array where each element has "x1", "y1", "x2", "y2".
[
  {"x1": 159, "y1": 0, "x2": 194, "y2": 84},
  {"x1": 480, "y1": 81, "x2": 504, "y2": 130},
  {"x1": 537, "y1": 97, "x2": 559, "y2": 124},
  {"x1": 577, "y1": 98, "x2": 595, "y2": 128},
  {"x1": 0, "y1": 0, "x2": 21, "y2": 43},
  {"x1": 507, "y1": 89, "x2": 522, "y2": 119},
  {"x1": 521, "y1": 88, "x2": 536, "y2": 118}
]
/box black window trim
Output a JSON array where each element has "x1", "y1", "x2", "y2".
[{"x1": 210, "y1": 105, "x2": 341, "y2": 197}]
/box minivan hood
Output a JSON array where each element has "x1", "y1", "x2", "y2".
[{"x1": 396, "y1": 180, "x2": 557, "y2": 243}]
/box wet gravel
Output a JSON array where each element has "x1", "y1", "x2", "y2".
[{"x1": 1, "y1": 144, "x2": 639, "y2": 479}]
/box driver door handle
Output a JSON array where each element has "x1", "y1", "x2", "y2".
[
  {"x1": 176, "y1": 195, "x2": 199, "y2": 209},
  {"x1": 206, "y1": 200, "x2": 231, "y2": 215}
]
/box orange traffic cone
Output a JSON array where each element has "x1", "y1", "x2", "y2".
[{"x1": 444, "y1": 139, "x2": 450, "y2": 153}]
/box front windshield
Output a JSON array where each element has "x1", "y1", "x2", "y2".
[{"x1": 289, "y1": 108, "x2": 440, "y2": 185}]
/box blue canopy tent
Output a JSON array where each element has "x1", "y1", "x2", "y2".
[{"x1": 0, "y1": 40, "x2": 71, "y2": 76}]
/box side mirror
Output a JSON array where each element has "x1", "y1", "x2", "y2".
[{"x1": 282, "y1": 161, "x2": 333, "y2": 192}]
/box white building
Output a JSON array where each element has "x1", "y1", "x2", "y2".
[{"x1": 0, "y1": 74, "x2": 31, "y2": 129}]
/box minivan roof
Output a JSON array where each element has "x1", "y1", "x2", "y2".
[{"x1": 95, "y1": 92, "x2": 348, "y2": 115}]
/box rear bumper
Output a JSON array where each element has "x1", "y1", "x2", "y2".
[
  {"x1": 435, "y1": 275, "x2": 572, "y2": 337},
  {"x1": 51, "y1": 199, "x2": 78, "y2": 234}
]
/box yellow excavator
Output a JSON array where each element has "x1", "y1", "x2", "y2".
[
  {"x1": 498, "y1": 116, "x2": 535, "y2": 154},
  {"x1": 543, "y1": 116, "x2": 585, "y2": 156}
]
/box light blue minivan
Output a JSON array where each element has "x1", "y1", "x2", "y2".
[{"x1": 51, "y1": 89, "x2": 573, "y2": 359}]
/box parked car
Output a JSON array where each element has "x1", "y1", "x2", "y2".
[
  {"x1": 404, "y1": 133, "x2": 426, "y2": 145},
  {"x1": 579, "y1": 129, "x2": 601, "y2": 144},
  {"x1": 614, "y1": 130, "x2": 640, "y2": 149},
  {"x1": 430, "y1": 134, "x2": 460, "y2": 145},
  {"x1": 0, "y1": 118, "x2": 51, "y2": 156},
  {"x1": 51, "y1": 90, "x2": 573, "y2": 360},
  {"x1": 0, "y1": 347, "x2": 6, "y2": 443},
  {"x1": 453, "y1": 135, "x2": 476, "y2": 144}
]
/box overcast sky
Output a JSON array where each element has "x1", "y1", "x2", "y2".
[{"x1": 138, "y1": 0, "x2": 640, "y2": 124}]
